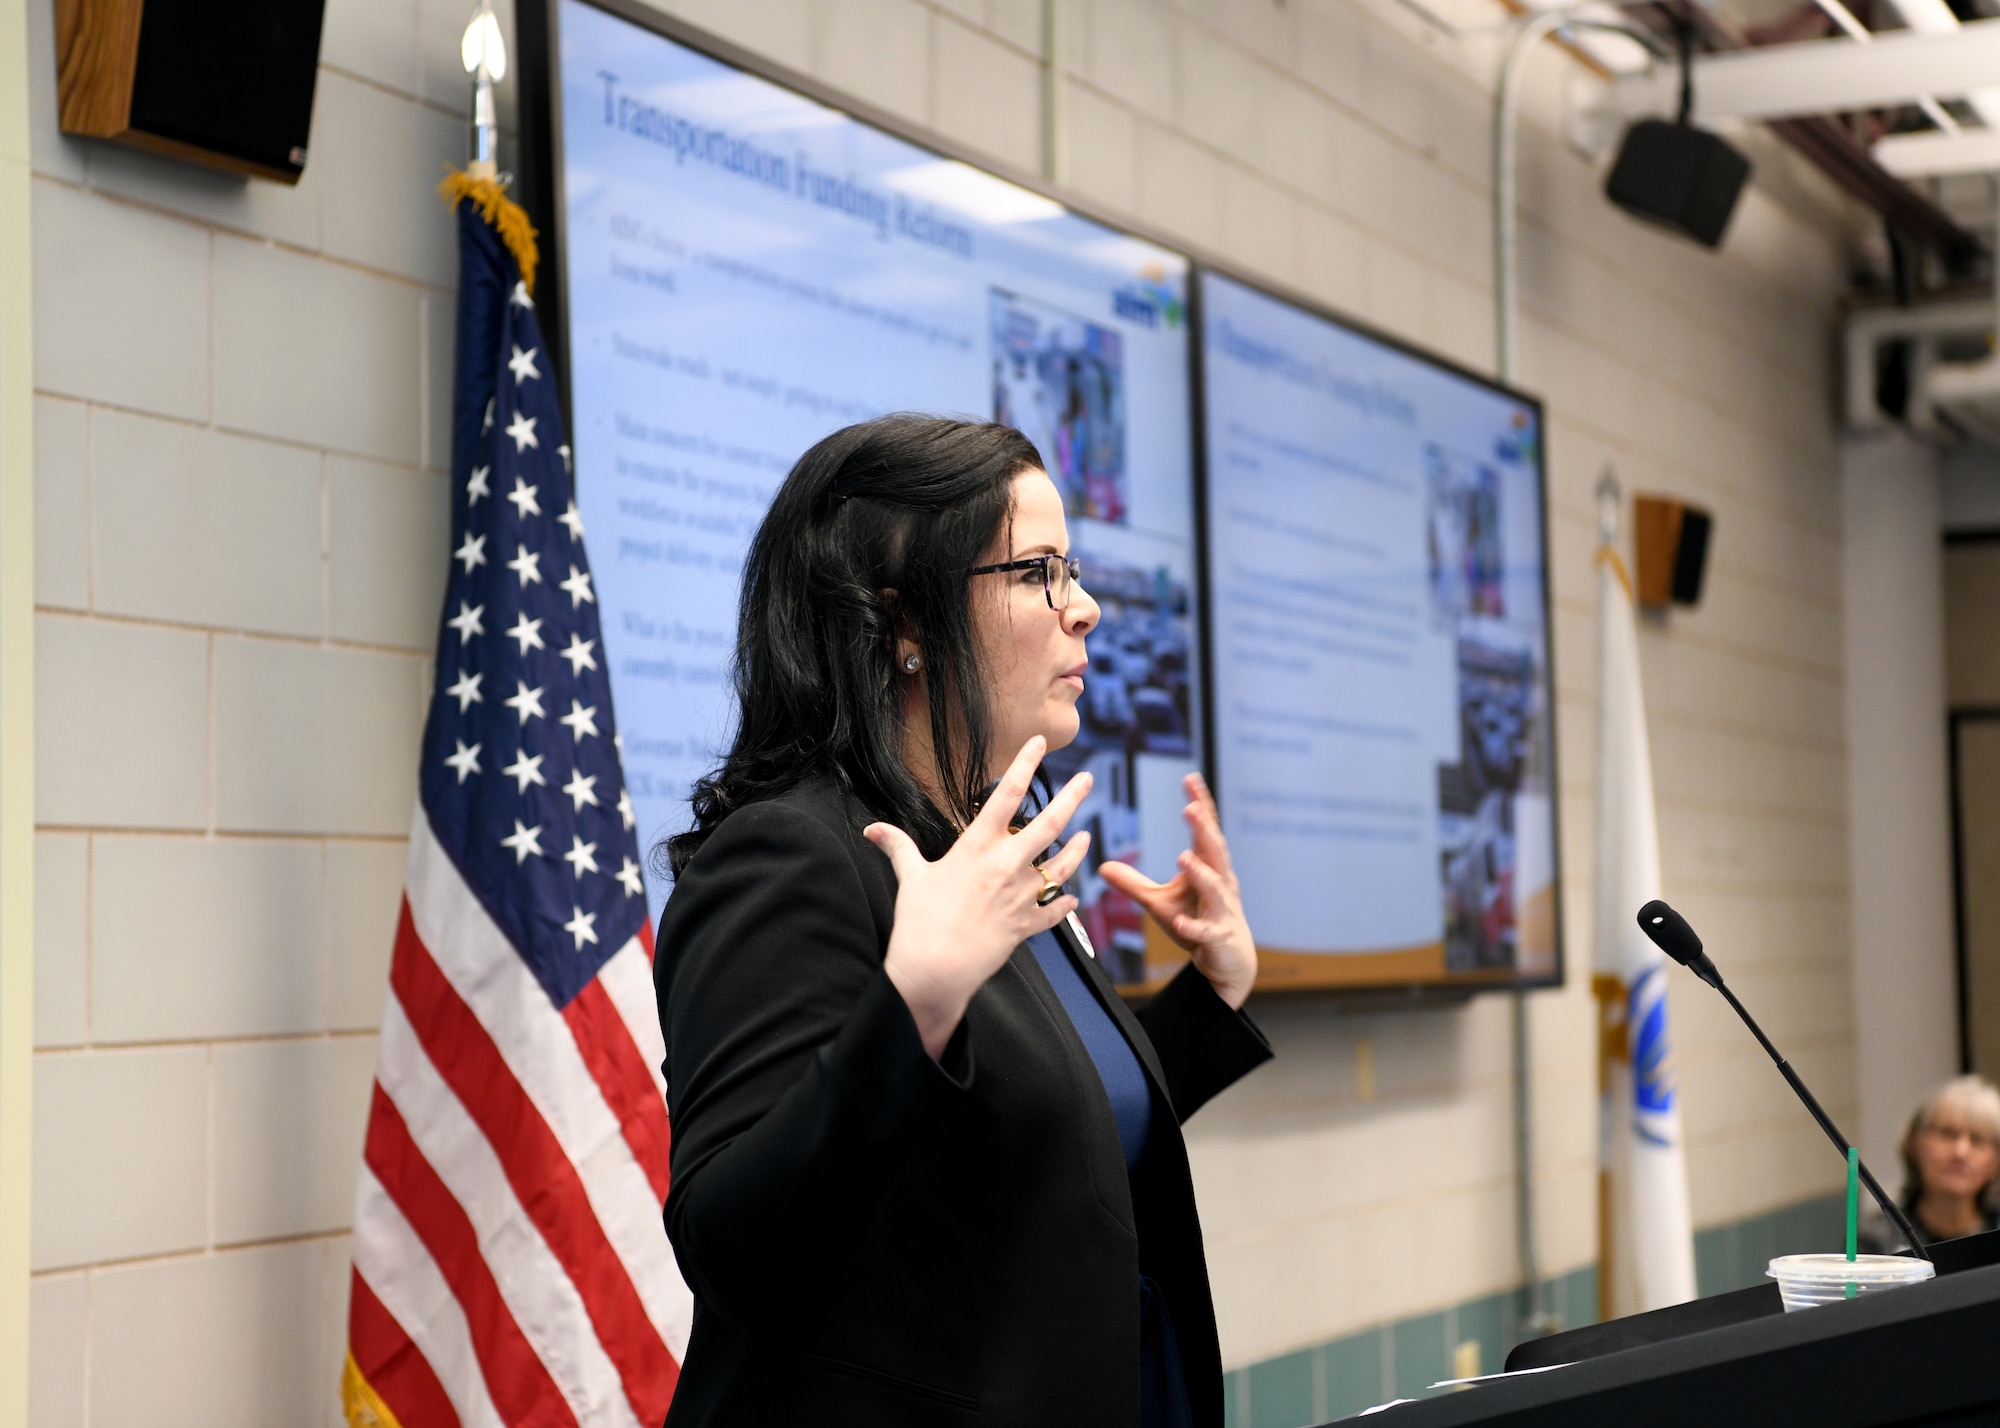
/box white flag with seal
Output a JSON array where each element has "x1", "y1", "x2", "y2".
[{"x1": 1595, "y1": 526, "x2": 1697, "y2": 1317}]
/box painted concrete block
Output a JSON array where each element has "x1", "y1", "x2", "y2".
[
  {"x1": 90, "y1": 1241, "x2": 326, "y2": 1428},
  {"x1": 934, "y1": 17, "x2": 1041, "y2": 176},
  {"x1": 33, "y1": 395, "x2": 89, "y2": 612},
  {"x1": 1136, "y1": 122, "x2": 1222, "y2": 249},
  {"x1": 328, "y1": 839, "x2": 407, "y2": 1031},
  {"x1": 28, "y1": 1274, "x2": 86, "y2": 1428},
  {"x1": 213, "y1": 235, "x2": 424, "y2": 465},
  {"x1": 423, "y1": 291, "x2": 457, "y2": 475},
  {"x1": 31, "y1": 1046, "x2": 207, "y2": 1270},
  {"x1": 34, "y1": 833, "x2": 88, "y2": 1049},
  {"x1": 85, "y1": 130, "x2": 325, "y2": 252},
  {"x1": 316, "y1": 72, "x2": 464, "y2": 291},
  {"x1": 23, "y1": 0, "x2": 87, "y2": 183},
  {"x1": 35, "y1": 615, "x2": 209, "y2": 831},
  {"x1": 93, "y1": 410, "x2": 324, "y2": 638},
  {"x1": 213, "y1": 1036, "x2": 378, "y2": 1243},
  {"x1": 813, "y1": 0, "x2": 931, "y2": 125},
  {"x1": 92, "y1": 835, "x2": 328, "y2": 1042},
  {"x1": 327, "y1": 458, "x2": 450, "y2": 650},
  {"x1": 31, "y1": 180, "x2": 209, "y2": 420},
  {"x1": 1065, "y1": 81, "x2": 1137, "y2": 216},
  {"x1": 1088, "y1": 0, "x2": 1177, "y2": 120},
  {"x1": 320, "y1": 0, "x2": 421, "y2": 96},
  {"x1": 213, "y1": 639, "x2": 424, "y2": 835},
  {"x1": 657, "y1": 0, "x2": 814, "y2": 72}
]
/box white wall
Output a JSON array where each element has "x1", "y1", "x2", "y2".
[
  {"x1": 1843, "y1": 430, "x2": 1960, "y2": 1185},
  {"x1": 21, "y1": 0, "x2": 1874, "y2": 1412},
  {"x1": 1942, "y1": 445, "x2": 2000, "y2": 534},
  {"x1": 21, "y1": 0, "x2": 472, "y2": 1418}
]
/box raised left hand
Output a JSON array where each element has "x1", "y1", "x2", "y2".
[{"x1": 1097, "y1": 772, "x2": 1257, "y2": 1009}]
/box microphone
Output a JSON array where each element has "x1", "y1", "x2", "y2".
[{"x1": 1635, "y1": 899, "x2": 1931, "y2": 1262}]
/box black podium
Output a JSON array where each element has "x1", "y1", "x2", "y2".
[{"x1": 1328, "y1": 1254, "x2": 2000, "y2": 1426}]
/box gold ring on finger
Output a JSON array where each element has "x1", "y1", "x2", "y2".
[{"x1": 1036, "y1": 865, "x2": 1063, "y2": 907}]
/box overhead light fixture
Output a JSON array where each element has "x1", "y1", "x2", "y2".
[{"x1": 1603, "y1": 21, "x2": 1751, "y2": 248}]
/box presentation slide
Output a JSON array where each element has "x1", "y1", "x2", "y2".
[
  {"x1": 556, "y1": 0, "x2": 1199, "y2": 973},
  {"x1": 1200, "y1": 273, "x2": 1558, "y2": 988}
]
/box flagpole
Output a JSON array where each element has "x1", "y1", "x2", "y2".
[
  {"x1": 462, "y1": 1, "x2": 505, "y2": 182},
  {"x1": 1595, "y1": 973, "x2": 1623, "y2": 1323},
  {"x1": 1594, "y1": 467, "x2": 1624, "y2": 1325}
]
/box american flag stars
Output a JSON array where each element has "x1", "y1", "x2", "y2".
[
  {"x1": 445, "y1": 670, "x2": 482, "y2": 711},
  {"x1": 417, "y1": 248, "x2": 647, "y2": 999}
]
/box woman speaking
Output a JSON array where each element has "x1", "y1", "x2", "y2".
[{"x1": 653, "y1": 414, "x2": 1273, "y2": 1427}]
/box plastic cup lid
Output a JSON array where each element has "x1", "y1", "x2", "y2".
[{"x1": 1766, "y1": 1253, "x2": 1936, "y2": 1285}]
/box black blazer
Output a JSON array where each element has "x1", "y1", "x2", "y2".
[{"x1": 653, "y1": 777, "x2": 1273, "y2": 1427}]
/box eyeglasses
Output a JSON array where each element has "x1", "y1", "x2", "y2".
[
  {"x1": 1921, "y1": 1123, "x2": 1999, "y2": 1151},
  {"x1": 967, "y1": 554, "x2": 1084, "y2": 611}
]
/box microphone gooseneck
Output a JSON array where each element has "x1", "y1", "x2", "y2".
[{"x1": 1634, "y1": 900, "x2": 1933, "y2": 1264}]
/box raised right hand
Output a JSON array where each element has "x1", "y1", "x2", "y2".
[{"x1": 864, "y1": 736, "x2": 1093, "y2": 1059}]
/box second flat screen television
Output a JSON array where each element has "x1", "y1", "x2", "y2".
[
  {"x1": 1197, "y1": 271, "x2": 1560, "y2": 992},
  {"x1": 553, "y1": 0, "x2": 1201, "y2": 978}
]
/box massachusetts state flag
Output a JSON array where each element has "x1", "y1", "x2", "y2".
[
  {"x1": 1594, "y1": 523, "x2": 1697, "y2": 1318},
  {"x1": 342, "y1": 176, "x2": 692, "y2": 1428}
]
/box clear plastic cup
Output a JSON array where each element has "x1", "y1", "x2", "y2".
[{"x1": 1767, "y1": 1253, "x2": 1935, "y2": 1311}]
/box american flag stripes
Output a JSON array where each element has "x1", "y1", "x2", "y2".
[{"x1": 343, "y1": 181, "x2": 691, "y2": 1428}]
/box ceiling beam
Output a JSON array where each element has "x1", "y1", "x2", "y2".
[
  {"x1": 1611, "y1": 17, "x2": 2000, "y2": 122},
  {"x1": 1874, "y1": 128, "x2": 2000, "y2": 175}
]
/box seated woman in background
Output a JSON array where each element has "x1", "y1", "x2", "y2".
[{"x1": 1859, "y1": 1075, "x2": 2000, "y2": 1253}]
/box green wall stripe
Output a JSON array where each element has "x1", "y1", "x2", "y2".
[{"x1": 1226, "y1": 1193, "x2": 1843, "y2": 1427}]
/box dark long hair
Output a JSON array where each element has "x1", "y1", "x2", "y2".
[{"x1": 660, "y1": 414, "x2": 1041, "y2": 878}]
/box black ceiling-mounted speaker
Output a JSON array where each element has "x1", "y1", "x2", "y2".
[
  {"x1": 55, "y1": 0, "x2": 327, "y2": 184},
  {"x1": 1604, "y1": 119, "x2": 1751, "y2": 248},
  {"x1": 1603, "y1": 17, "x2": 1750, "y2": 249}
]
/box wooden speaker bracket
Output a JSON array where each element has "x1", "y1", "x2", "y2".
[
  {"x1": 1633, "y1": 495, "x2": 1684, "y2": 610},
  {"x1": 54, "y1": 0, "x2": 144, "y2": 138},
  {"x1": 54, "y1": 0, "x2": 310, "y2": 184}
]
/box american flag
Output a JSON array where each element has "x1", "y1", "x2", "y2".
[{"x1": 342, "y1": 182, "x2": 692, "y2": 1428}]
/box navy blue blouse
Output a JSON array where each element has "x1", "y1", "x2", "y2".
[
  {"x1": 1026, "y1": 928, "x2": 1153, "y2": 1168},
  {"x1": 1025, "y1": 927, "x2": 1193, "y2": 1428}
]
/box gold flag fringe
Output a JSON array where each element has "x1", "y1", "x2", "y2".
[
  {"x1": 439, "y1": 168, "x2": 541, "y2": 295},
  {"x1": 341, "y1": 1353, "x2": 404, "y2": 1428}
]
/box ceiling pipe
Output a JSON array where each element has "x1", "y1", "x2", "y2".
[
  {"x1": 1491, "y1": 10, "x2": 1670, "y2": 1341},
  {"x1": 1496, "y1": 9, "x2": 1669, "y2": 383}
]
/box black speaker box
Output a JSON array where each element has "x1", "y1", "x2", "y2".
[
  {"x1": 1635, "y1": 494, "x2": 1713, "y2": 610},
  {"x1": 1604, "y1": 118, "x2": 1750, "y2": 249},
  {"x1": 56, "y1": 0, "x2": 327, "y2": 184}
]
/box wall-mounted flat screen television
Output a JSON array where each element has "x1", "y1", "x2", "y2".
[
  {"x1": 546, "y1": 0, "x2": 1203, "y2": 972},
  {"x1": 1194, "y1": 270, "x2": 1562, "y2": 994}
]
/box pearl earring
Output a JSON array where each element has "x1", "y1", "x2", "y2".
[{"x1": 903, "y1": 652, "x2": 921, "y2": 673}]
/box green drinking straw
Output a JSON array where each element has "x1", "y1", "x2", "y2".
[{"x1": 1846, "y1": 1145, "x2": 1860, "y2": 1299}]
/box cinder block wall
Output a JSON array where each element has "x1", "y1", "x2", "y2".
[
  {"x1": 24, "y1": 0, "x2": 470, "y2": 1418},
  {"x1": 24, "y1": 0, "x2": 1859, "y2": 1418}
]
